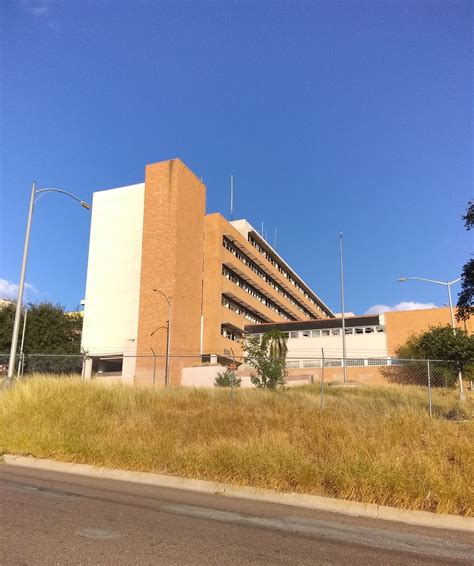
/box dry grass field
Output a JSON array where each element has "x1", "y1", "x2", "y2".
[{"x1": 0, "y1": 376, "x2": 472, "y2": 516}]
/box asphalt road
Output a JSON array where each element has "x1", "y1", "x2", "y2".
[{"x1": 0, "y1": 464, "x2": 472, "y2": 565}]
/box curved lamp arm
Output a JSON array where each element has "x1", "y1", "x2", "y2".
[
  {"x1": 152, "y1": 288, "x2": 171, "y2": 307},
  {"x1": 35, "y1": 188, "x2": 91, "y2": 209},
  {"x1": 399, "y1": 276, "x2": 446, "y2": 286},
  {"x1": 399, "y1": 276, "x2": 461, "y2": 287}
]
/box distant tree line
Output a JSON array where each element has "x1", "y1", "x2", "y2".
[{"x1": 0, "y1": 301, "x2": 83, "y2": 354}]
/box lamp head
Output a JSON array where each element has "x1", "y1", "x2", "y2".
[
  {"x1": 80, "y1": 201, "x2": 91, "y2": 210},
  {"x1": 398, "y1": 277, "x2": 407, "y2": 282}
]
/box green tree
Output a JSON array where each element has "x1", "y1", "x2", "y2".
[
  {"x1": 457, "y1": 201, "x2": 474, "y2": 321},
  {"x1": 214, "y1": 369, "x2": 241, "y2": 388},
  {"x1": 0, "y1": 301, "x2": 83, "y2": 372},
  {"x1": 396, "y1": 325, "x2": 474, "y2": 385},
  {"x1": 245, "y1": 330, "x2": 288, "y2": 389}
]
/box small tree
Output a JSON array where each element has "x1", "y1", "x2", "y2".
[
  {"x1": 245, "y1": 330, "x2": 288, "y2": 389},
  {"x1": 395, "y1": 325, "x2": 474, "y2": 386},
  {"x1": 214, "y1": 369, "x2": 241, "y2": 388}
]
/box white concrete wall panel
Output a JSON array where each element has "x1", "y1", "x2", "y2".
[
  {"x1": 287, "y1": 331, "x2": 388, "y2": 359},
  {"x1": 81, "y1": 183, "x2": 145, "y2": 355}
]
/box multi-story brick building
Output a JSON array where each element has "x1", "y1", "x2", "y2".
[{"x1": 81, "y1": 158, "x2": 334, "y2": 384}]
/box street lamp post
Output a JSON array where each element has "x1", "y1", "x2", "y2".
[
  {"x1": 339, "y1": 233, "x2": 348, "y2": 382},
  {"x1": 6, "y1": 182, "x2": 91, "y2": 383},
  {"x1": 152, "y1": 289, "x2": 172, "y2": 386},
  {"x1": 17, "y1": 307, "x2": 28, "y2": 377},
  {"x1": 398, "y1": 276, "x2": 464, "y2": 399}
]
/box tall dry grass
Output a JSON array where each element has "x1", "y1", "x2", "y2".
[{"x1": 0, "y1": 376, "x2": 472, "y2": 516}]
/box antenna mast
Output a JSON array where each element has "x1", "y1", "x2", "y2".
[{"x1": 230, "y1": 175, "x2": 234, "y2": 221}]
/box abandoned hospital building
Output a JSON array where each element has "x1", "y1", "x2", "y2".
[{"x1": 81, "y1": 158, "x2": 470, "y2": 386}]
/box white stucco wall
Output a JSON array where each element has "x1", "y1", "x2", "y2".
[
  {"x1": 286, "y1": 328, "x2": 388, "y2": 361},
  {"x1": 81, "y1": 183, "x2": 145, "y2": 356}
]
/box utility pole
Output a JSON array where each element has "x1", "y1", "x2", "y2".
[
  {"x1": 17, "y1": 308, "x2": 28, "y2": 377},
  {"x1": 339, "y1": 233, "x2": 348, "y2": 383}
]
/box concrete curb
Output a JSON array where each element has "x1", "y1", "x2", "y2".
[{"x1": 3, "y1": 454, "x2": 473, "y2": 532}]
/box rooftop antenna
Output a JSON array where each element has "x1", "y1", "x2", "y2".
[
  {"x1": 261, "y1": 221, "x2": 264, "y2": 238},
  {"x1": 273, "y1": 228, "x2": 277, "y2": 248},
  {"x1": 230, "y1": 174, "x2": 234, "y2": 221}
]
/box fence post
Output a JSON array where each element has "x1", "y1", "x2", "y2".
[
  {"x1": 229, "y1": 348, "x2": 236, "y2": 406},
  {"x1": 427, "y1": 359, "x2": 432, "y2": 418},
  {"x1": 320, "y1": 348, "x2": 325, "y2": 409},
  {"x1": 151, "y1": 348, "x2": 157, "y2": 388},
  {"x1": 81, "y1": 352, "x2": 87, "y2": 381},
  {"x1": 17, "y1": 352, "x2": 25, "y2": 378}
]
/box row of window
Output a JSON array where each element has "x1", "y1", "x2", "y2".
[
  {"x1": 223, "y1": 236, "x2": 317, "y2": 319},
  {"x1": 287, "y1": 326, "x2": 385, "y2": 339},
  {"x1": 220, "y1": 325, "x2": 243, "y2": 342},
  {"x1": 221, "y1": 294, "x2": 267, "y2": 325},
  {"x1": 286, "y1": 358, "x2": 389, "y2": 369},
  {"x1": 222, "y1": 265, "x2": 296, "y2": 322},
  {"x1": 248, "y1": 234, "x2": 330, "y2": 317}
]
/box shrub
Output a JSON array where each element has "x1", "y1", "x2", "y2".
[{"x1": 214, "y1": 369, "x2": 241, "y2": 388}]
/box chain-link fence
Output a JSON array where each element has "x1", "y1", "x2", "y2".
[
  {"x1": 1, "y1": 353, "x2": 471, "y2": 418},
  {"x1": 312, "y1": 357, "x2": 471, "y2": 419},
  {"x1": 0, "y1": 353, "x2": 86, "y2": 379}
]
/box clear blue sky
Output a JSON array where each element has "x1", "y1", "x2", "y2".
[{"x1": 0, "y1": 0, "x2": 472, "y2": 315}]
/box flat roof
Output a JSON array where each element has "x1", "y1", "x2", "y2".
[{"x1": 245, "y1": 315, "x2": 381, "y2": 333}]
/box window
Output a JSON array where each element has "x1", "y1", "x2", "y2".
[
  {"x1": 355, "y1": 328, "x2": 364, "y2": 334},
  {"x1": 331, "y1": 329, "x2": 340, "y2": 336},
  {"x1": 322, "y1": 330, "x2": 331, "y2": 336},
  {"x1": 221, "y1": 325, "x2": 243, "y2": 342},
  {"x1": 365, "y1": 327, "x2": 374, "y2": 333},
  {"x1": 345, "y1": 328, "x2": 353, "y2": 335},
  {"x1": 311, "y1": 330, "x2": 321, "y2": 337},
  {"x1": 324, "y1": 360, "x2": 342, "y2": 367},
  {"x1": 303, "y1": 359, "x2": 321, "y2": 368},
  {"x1": 290, "y1": 331, "x2": 299, "y2": 339},
  {"x1": 367, "y1": 358, "x2": 388, "y2": 366},
  {"x1": 222, "y1": 237, "x2": 318, "y2": 319},
  {"x1": 286, "y1": 360, "x2": 300, "y2": 368},
  {"x1": 247, "y1": 234, "x2": 333, "y2": 317},
  {"x1": 347, "y1": 359, "x2": 364, "y2": 366},
  {"x1": 302, "y1": 330, "x2": 310, "y2": 337},
  {"x1": 222, "y1": 265, "x2": 295, "y2": 321},
  {"x1": 376, "y1": 326, "x2": 385, "y2": 333},
  {"x1": 221, "y1": 294, "x2": 266, "y2": 324}
]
